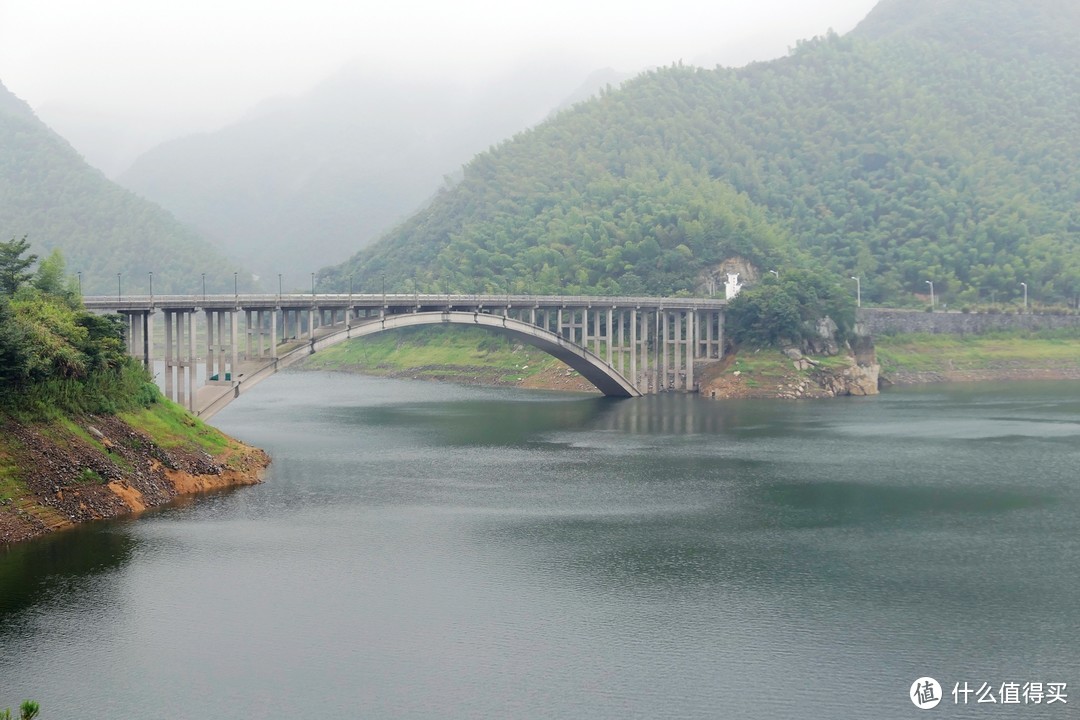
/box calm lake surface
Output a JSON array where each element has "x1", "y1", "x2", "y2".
[{"x1": 2, "y1": 373, "x2": 1079, "y2": 718}]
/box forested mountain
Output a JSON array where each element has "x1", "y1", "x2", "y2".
[
  {"x1": 326, "y1": 0, "x2": 1080, "y2": 308},
  {"x1": 0, "y1": 81, "x2": 240, "y2": 295},
  {"x1": 117, "y1": 62, "x2": 617, "y2": 285}
]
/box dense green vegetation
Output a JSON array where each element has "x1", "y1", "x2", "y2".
[
  {"x1": 0, "y1": 238, "x2": 158, "y2": 416},
  {"x1": 726, "y1": 270, "x2": 855, "y2": 346},
  {"x1": 326, "y1": 0, "x2": 1080, "y2": 310},
  {"x1": 0, "y1": 80, "x2": 243, "y2": 295}
]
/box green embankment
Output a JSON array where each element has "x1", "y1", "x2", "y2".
[
  {"x1": 301, "y1": 326, "x2": 1080, "y2": 390},
  {"x1": 301, "y1": 326, "x2": 567, "y2": 384},
  {"x1": 875, "y1": 329, "x2": 1080, "y2": 376},
  {"x1": 117, "y1": 399, "x2": 232, "y2": 456}
]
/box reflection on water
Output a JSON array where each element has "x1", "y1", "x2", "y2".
[
  {"x1": 0, "y1": 524, "x2": 135, "y2": 622},
  {"x1": 1, "y1": 373, "x2": 1078, "y2": 719}
]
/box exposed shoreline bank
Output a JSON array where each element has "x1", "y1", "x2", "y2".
[
  {"x1": 0, "y1": 405, "x2": 270, "y2": 546},
  {"x1": 299, "y1": 328, "x2": 1080, "y2": 399}
]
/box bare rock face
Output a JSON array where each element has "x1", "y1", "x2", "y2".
[
  {"x1": 698, "y1": 256, "x2": 759, "y2": 295},
  {"x1": 804, "y1": 316, "x2": 841, "y2": 355},
  {"x1": 814, "y1": 362, "x2": 880, "y2": 396}
]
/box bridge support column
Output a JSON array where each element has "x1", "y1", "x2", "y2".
[
  {"x1": 685, "y1": 309, "x2": 695, "y2": 391},
  {"x1": 656, "y1": 308, "x2": 665, "y2": 388},
  {"x1": 163, "y1": 309, "x2": 196, "y2": 411},
  {"x1": 606, "y1": 308, "x2": 613, "y2": 365},
  {"x1": 121, "y1": 310, "x2": 153, "y2": 370},
  {"x1": 244, "y1": 310, "x2": 254, "y2": 360},
  {"x1": 204, "y1": 309, "x2": 239, "y2": 384},
  {"x1": 270, "y1": 309, "x2": 278, "y2": 359},
  {"x1": 696, "y1": 310, "x2": 722, "y2": 360}
]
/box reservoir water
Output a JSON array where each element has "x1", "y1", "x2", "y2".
[{"x1": 2, "y1": 373, "x2": 1079, "y2": 718}]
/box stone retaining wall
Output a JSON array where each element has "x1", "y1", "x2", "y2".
[{"x1": 857, "y1": 308, "x2": 1080, "y2": 335}]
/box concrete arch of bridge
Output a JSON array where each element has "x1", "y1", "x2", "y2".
[
  {"x1": 199, "y1": 310, "x2": 641, "y2": 419},
  {"x1": 308, "y1": 311, "x2": 640, "y2": 396}
]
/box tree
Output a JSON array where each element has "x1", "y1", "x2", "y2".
[
  {"x1": 726, "y1": 269, "x2": 855, "y2": 348},
  {"x1": 0, "y1": 236, "x2": 38, "y2": 295},
  {"x1": 33, "y1": 248, "x2": 68, "y2": 296}
]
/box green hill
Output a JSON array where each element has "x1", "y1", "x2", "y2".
[
  {"x1": 324, "y1": 0, "x2": 1080, "y2": 309},
  {"x1": 0, "y1": 80, "x2": 242, "y2": 295}
]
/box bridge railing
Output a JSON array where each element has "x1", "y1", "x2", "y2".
[{"x1": 83, "y1": 293, "x2": 729, "y2": 310}]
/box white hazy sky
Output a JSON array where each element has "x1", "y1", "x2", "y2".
[{"x1": 0, "y1": 0, "x2": 878, "y2": 170}]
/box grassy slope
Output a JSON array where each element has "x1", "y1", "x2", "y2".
[
  {"x1": 875, "y1": 329, "x2": 1080, "y2": 376},
  {"x1": 117, "y1": 400, "x2": 232, "y2": 456},
  {"x1": 301, "y1": 326, "x2": 569, "y2": 385}
]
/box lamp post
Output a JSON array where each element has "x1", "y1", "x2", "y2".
[
  {"x1": 1020, "y1": 282, "x2": 1028, "y2": 311},
  {"x1": 850, "y1": 276, "x2": 861, "y2": 308},
  {"x1": 201, "y1": 273, "x2": 206, "y2": 302},
  {"x1": 769, "y1": 270, "x2": 779, "y2": 279},
  {"x1": 311, "y1": 272, "x2": 315, "y2": 297},
  {"x1": 926, "y1": 280, "x2": 935, "y2": 310},
  {"x1": 76, "y1": 271, "x2": 82, "y2": 295},
  {"x1": 148, "y1": 271, "x2": 153, "y2": 305},
  {"x1": 278, "y1": 273, "x2": 283, "y2": 301},
  {"x1": 233, "y1": 271, "x2": 238, "y2": 302},
  {"x1": 117, "y1": 273, "x2": 122, "y2": 302}
]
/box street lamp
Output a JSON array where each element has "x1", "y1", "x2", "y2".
[
  {"x1": 769, "y1": 270, "x2": 779, "y2": 279},
  {"x1": 117, "y1": 273, "x2": 122, "y2": 302},
  {"x1": 925, "y1": 280, "x2": 935, "y2": 310},
  {"x1": 201, "y1": 273, "x2": 206, "y2": 302},
  {"x1": 850, "y1": 276, "x2": 861, "y2": 308},
  {"x1": 76, "y1": 271, "x2": 82, "y2": 295},
  {"x1": 233, "y1": 271, "x2": 238, "y2": 300},
  {"x1": 1020, "y1": 282, "x2": 1028, "y2": 311},
  {"x1": 278, "y1": 273, "x2": 283, "y2": 301},
  {"x1": 311, "y1": 272, "x2": 316, "y2": 297},
  {"x1": 148, "y1": 271, "x2": 153, "y2": 303}
]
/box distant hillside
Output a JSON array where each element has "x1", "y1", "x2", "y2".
[
  {"x1": 0, "y1": 81, "x2": 241, "y2": 295},
  {"x1": 325, "y1": 0, "x2": 1080, "y2": 308},
  {"x1": 117, "y1": 61, "x2": 613, "y2": 285}
]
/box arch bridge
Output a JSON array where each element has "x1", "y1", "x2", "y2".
[{"x1": 83, "y1": 294, "x2": 727, "y2": 419}]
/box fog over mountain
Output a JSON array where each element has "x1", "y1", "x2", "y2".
[
  {"x1": 0, "y1": 79, "x2": 241, "y2": 295},
  {"x1": 116, "y1": 60, "x2": 628, "y2": 285}
]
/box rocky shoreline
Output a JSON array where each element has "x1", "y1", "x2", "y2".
[{"x1": 0, "y1": 412, "x2": 269, "y2": 546}]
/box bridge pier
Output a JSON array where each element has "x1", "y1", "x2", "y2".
[
  {"x1": 205, "y1": 309, "x2": 240, "y2": 383},
  {"x1": 162, "y1": 308, "x2": 196, "y2": 410},
  {"x1": 120, "y1": 310, "x2": 154, "y2": 370}
]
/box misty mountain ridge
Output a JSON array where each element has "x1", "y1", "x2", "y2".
[
  {"x1": 117, "y1": 60, "x2": 624, "y2": 285},
  {"x1": 325, "y1": 0, "x2": 1080, "y2": 307},
  {"x1": 0, "y1": 79, "x2": 241, "y2": 295}
]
